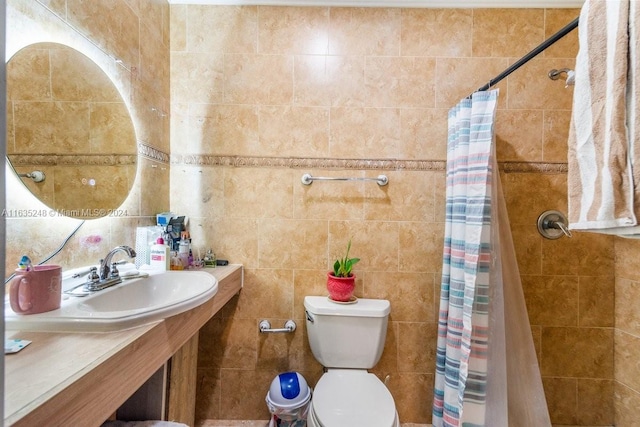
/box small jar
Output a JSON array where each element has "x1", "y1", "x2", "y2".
[{"x1": 204, "y1": 249, "x2": 216, "y2": 268}]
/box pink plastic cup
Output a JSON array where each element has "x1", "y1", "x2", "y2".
[{"x1": 10, "y1": 265, "x2": 62, "y2": 315}]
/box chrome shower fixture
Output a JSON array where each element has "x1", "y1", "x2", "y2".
[
  {"x1": 537, "y1": 210, "x2": 572, "y2": 239},
  {"x1": 548, "y1": 68, "x2": 575, "y2": 86}
]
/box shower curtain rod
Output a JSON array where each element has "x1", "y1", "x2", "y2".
[{"x1": 467, "y1": 16, "x2": 579, "y2": 98}]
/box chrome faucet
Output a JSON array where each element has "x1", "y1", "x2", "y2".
[
  {"x1": 63, "y1": 246, "x2": 138, "y2": 295},
  {"x1": 100, "y1": 245, "x2": 137, "y2": 280}
]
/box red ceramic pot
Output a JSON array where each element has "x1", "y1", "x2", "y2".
[{"x1": 326, "y1": 272, "x2": 355, "y2": 302}]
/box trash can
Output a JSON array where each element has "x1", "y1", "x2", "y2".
[{"x1": 266, "y1": 371, "x2": 312, "y2": 427}]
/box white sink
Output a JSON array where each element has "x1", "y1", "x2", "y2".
[{"x1": 5, "y1": 270, "x2": 218, "y2": 332}]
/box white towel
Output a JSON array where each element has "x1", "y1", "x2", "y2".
[{"x1": 568, "y1": 0, "x2": 640, "y2": 236}]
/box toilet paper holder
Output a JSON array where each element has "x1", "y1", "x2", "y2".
[{"x1": 259, "y1": 319, "x2": 297, "y2": 333}]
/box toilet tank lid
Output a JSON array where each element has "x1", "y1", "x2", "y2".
[{"x1": 304, "y1": 296, "x2": 390, "y2": 317}]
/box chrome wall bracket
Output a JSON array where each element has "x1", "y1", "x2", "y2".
[
  {"x1": 18, "y1": 170, "x2": 46, "y2": 183},
  {"x1": 259, "y1": 319, "x2": 296, "y2": 333}
]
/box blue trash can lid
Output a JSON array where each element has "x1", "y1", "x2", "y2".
[{"x1": 266, "y1": 372, "x2": 311, "y2": 409}]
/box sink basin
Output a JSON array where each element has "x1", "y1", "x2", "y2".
[{"x1": 5, "y1": 270, "x2": 218, "y2": 332}]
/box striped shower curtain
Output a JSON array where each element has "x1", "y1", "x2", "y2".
[
  {"x1": 433, "y1": 90, "x2": 552, "y2": 427},
  {"x1": 432, "y1": 90, "x2": 498, "y2": 427}
]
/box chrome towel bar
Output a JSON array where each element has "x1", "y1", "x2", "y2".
[{"x1": 301, "y1": 173, "x2": 388, "y2": 186}]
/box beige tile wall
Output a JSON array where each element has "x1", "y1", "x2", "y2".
[
  {"x1": 614, "y1": 237, "x2": 640, "y2": 426},
  {"x1": 170, "y1": 5, "x2": 617, "y2": 425},
  {"x1": 5, "y1": 0, "x2": 170, "y2": 273}
]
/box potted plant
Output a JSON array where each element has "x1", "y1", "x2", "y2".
[{"x1": 327, "y1": 240, "x2": 360, "y2": 302}]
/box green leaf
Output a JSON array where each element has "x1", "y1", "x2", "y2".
[{"x1": 332, "y1": 240, "x2": 360, "y2": 277}]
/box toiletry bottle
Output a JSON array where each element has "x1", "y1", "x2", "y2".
[
  {"x1": 170, "y1": 251, "x2": 184, "y2": 270},
  {"x1": 149, "y1": 237, "x2": 170, "y2": 271},
  {"x1": 178, "y1": 232, "x2": 190, "y2": 268}
]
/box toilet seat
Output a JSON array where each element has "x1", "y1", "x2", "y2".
[{"x1": 309, "y1": 369, "x2": 398, "y2": 427}]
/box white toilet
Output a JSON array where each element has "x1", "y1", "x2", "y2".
[{"x1": 304, "y1": 295, "x2": 400, "y2": 427}]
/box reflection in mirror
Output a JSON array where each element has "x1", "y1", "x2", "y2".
[{"x1": 6, "y1": 42, "x2": 137, "y2": 219}]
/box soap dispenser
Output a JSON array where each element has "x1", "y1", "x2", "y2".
[{"x1": 149, "y1": 237, "x2": 170, "y2": 271}]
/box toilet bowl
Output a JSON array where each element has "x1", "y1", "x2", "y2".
[
  {"x1": 304, "y1": 296, "x2": 399, "y2": 427},
  {"x1": 306, "y1": 369, "x2": 399, "y2": 427}
]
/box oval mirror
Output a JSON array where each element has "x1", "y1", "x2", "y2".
[{"x1": 6, "y1": 42, "x2": 137, "y2": 219}]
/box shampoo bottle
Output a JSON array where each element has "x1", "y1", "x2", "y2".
[{"x1": 150, "y1": 237, "x2": 170, "y2": 271}]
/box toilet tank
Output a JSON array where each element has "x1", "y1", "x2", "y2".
[{"x1": 304, "y1": 296, "x2": 390, "y2": 369}]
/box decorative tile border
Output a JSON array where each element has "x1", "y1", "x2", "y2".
[
  {"x1": 8, "y1": 154, "x2": 136, "y2": 166},
  {"x1": 7, "y1": 152, "x2": 570, "y2": 173},
  {"x1": 171, "y1": 154, "x2": 448, "y2": 171},
  {"x1": 9, "y1": 141, "x2": 174, "y2": 167},
  {"x1": 500, "y1": 162, "x2": 568, "y2": 174},
  {"x1": 138, "y1": 143, "x2": 170, "y2": 163},
  {"x1": 170, "y1": 154, "x2": 568, "y2": 174}
]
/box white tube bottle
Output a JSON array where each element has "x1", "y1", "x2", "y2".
[{"x1": 149, "y1": 237, "x2": 170, "y2": 271}]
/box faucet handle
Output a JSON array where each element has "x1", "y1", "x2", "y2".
[
  {"x1": 88, "y1": 266, "x2": 100, "y2": 283},
  {"x1": 109, "y1": 262, "x2": 120, "y2": 278}
]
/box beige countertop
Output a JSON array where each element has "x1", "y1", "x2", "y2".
[{"x1": 5, "y1": 264, "x2": 243, "y2": 427}]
